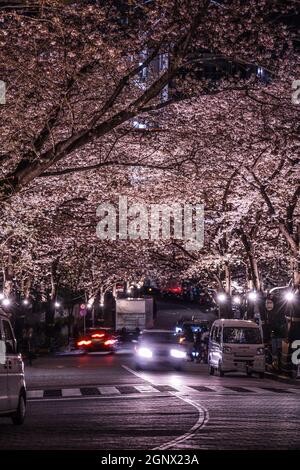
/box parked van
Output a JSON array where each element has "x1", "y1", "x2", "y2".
[
  {"x1": 208, "y1": 319, "x2": 265, "y2": 377},
  {"x1": 0, "y1": 309, "x2": 26, "y2": 424}
]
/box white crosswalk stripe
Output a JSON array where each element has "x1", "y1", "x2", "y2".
[
  {"x1": 61, "y1": 388, "x2": 81, "y2": 397},
  {"x1": 27, "y1": 390, "x2": 44, "y2": 399},
  {"x1": 26, "y1": 383, "x2": 298, "y2": 399},
  {"x1": 134, "y1": 384, "x2": 160, "y2": 393},
  {"x1": 98, "y1": 386, "x2": 121, "y2": 395}
]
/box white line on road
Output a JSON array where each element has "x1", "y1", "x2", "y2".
[
  {"x1": 121, "y1": 364, "x2": 150, "y2": 380},
  {"x1": 153, "y1": 393, "x2": 209, "y2": 450},
  {"x1": 98, "y1": 386, "x2": 121, "y2": 395},
  {"x1": 61, "y1": 388, "x2": 81, "y2": 397},
  {"x1": 27, "y1": 390, "x2": 44, "y2": 399},
  {"x1": 27, "y1": 394, "x2": 168, "y2": 403},
  {"x1": 122, "y1": 363, "x2": 210, "y2": 450},
  {"x1": 134, "y1": 385, "x2": 160, "y2": 393}
]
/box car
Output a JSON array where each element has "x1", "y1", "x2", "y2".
[
  {"x1": 134, "y1": 329, "x2": 186, "y2": 371},
  {"x1": 76, "y1": 328, "x2": 118, "y2": 353},
  {"x1": 0, "y1": 309, "x2": 26, "y2": 425},
  {"x1": 208, "y1": 319, "x2": 265, "y2": 377}
]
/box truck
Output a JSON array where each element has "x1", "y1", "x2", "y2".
[{"x1": 115, "y1": 297, "x2": 154, "y2": 331}]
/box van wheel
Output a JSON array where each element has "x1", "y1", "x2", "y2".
[
  {"x1": 259, "y1": 372, "x2": 265, "y2": 379},
  {"x1": 218, "y1": 362, "x2": 224, "y2": 377},
  {"x1": 11, "y1": 394, "x2": 26, "y2": 425},
  {"x1": 247, "y1": 370, "x2": 253, "y2": 377},
  {"x1": 174, "y1": 364, "x2": 182, "y2": 372},
  {"x1": 135, "y1": 363, "x2": 142, "y2": 371},
  {"x1": 209, "y1": 366, "x2": 215, "y2": 376}
]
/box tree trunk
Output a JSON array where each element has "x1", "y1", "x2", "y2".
[
  {"x1": 236, "y1": 227, "x2": 261, "y2": 291},
  {"x1": 3, "y1": 251, "x2": 14, "y2": 297}
]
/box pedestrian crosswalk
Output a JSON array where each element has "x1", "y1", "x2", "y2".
[{"x1": 26, "y1": 383, "x2": 300, "y2": 400}]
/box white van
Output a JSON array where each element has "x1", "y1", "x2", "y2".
[
  {"x1": 0, "y1": 309, "x2": 26, "y2": 424},
  {"x1": 208, "y1": 319, "x2": 265, "y2": 377}
]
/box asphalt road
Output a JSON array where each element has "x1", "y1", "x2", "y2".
[{"x1": 1, "y1": 353, "x2": 299, "y2": 450}]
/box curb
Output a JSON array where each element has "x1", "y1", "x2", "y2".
[{"x1": 265, "y1": 371, "x2": 300, "y2": 387}]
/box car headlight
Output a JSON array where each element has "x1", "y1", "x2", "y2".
[
  {"x1": 170, "y1": 349, "x2": 186, "y2": 359},
  {"x1": 137, "y1": 347, "x2": 153, "y2": 359},
  {"x1": 256, "y1": 347, "x2": 265, "y2": 355},
  {"x1": 223, "y1": 346, "x2": 232, "y2": 354}
]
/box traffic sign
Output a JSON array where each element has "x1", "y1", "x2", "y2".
[{"x1": 79, "y1": 304, "x2": 87, "y2": 317}]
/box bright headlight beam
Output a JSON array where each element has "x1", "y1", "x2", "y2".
[
  {"x1": 170, "y1": 349, "x2": 186, "y2": 359},
  {"x1": 137, "y1": 347, "x2": 153, "y2": 359}
]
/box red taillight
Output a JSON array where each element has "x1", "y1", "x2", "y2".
[
  {"x1": 77, "y1": 340, "x2": 92, "y2": 346},
  {"x1": 91, "y1": 333, "x2": 105, "y2": 338},
  {"x1": 104, "y1": 339, "x2": 116, "y2": 346}
]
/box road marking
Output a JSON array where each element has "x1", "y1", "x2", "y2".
[
  {"x1": 61, "y1": 388, "x2": 81, "y2": 397},
  {"x1": 134, "y1": 384, "x2": 160, "y2": 393},
  {"x1": 27, "y1": 380, "x2": 297, "y2": 401},
  {"x1": 288, "y1": 388, "x2": 300, "y2": 394},
  {"x1": 27, "y1": 394, "x2": 170, "y2": 403},
  {"x1": 98, "y1": 386, "x2": 121, "y2": 395},
  {"x1": 122, "y1": 363, "x2": 209, "y2": 450},
  {"x1": 27, "y1": 390, "x2": 44, "y2": 399},
  {"x1": 153, "y1": 393, "x2": 209, "y2": 450},
  {"x1": 122, "y1": 364, "x2": 148, "y2": 380}
]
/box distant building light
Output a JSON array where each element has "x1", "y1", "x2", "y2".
[
  {"x1": 132, "y1": 120, "x2": 147, "y2": 129},
  {"x1": 257, "y1": 66, "x2": 264, "y2": 78}
]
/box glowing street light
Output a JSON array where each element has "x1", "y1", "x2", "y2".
[
  {"x1": 233, "y1": 295, "x2": 241, "y2": 305},
  {"x1": 285, "y1": 291, "x2": 295, "y2": 302},
  {"x1": 86, "y1": 296, "x2": 94, "y2": 309},
  {"x1": 217, "y1": 293, "x2": 227, "y2": 303},
  {"x1": 248, "y1": 291, "x2": 257, "y2": 301},
  {"x1": 127, "y1": 286, "x2": 134, "y2": 295},
  {"x1": 2, "y1": 298, "x2": 11, "y2": 307},
  {"x1": 54, "y1": 301, "x2": 61, "y2": 308},
  {"x1": 23, "y1": 299, "x2": 29, "y2": 306}
]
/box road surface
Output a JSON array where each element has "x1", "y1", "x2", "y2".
[{"x1": 1, "y1": 353, "x2": 299, "y2": 450}]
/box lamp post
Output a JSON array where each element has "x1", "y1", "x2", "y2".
[{"x1": 217, "y1": 293, "x2": 227, "y2": 319}]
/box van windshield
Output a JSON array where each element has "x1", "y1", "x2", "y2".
[{"x1": 223, "y1": 327, "x2": 262, "y2": 344}]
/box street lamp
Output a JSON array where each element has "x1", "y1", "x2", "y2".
[
  {"x1": 233, "y1": 295, "x2": 241, "y2": 305},
  {"x1": 23, "y1": 299, "x2": 29, "y2": 306},
  {"x1": 2, "y1": 298, "x2": 11, "y2": 307},
  {"x1": 54, "y1": 301, "x2": 61, "y2": 308},
  {"x1": 248, "y1": 291, "x2": 257, "y2": 301},
  {"x1": 285, "y1": 291, "x2": 295, "y2": 302},
  {"x1": 217, "y1": 293, "x2": 227, "y2": 303}
]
